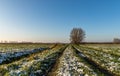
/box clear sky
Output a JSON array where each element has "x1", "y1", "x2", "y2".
[{"x1": 0, "y1": 0, "x2": 120, "y2": 43}]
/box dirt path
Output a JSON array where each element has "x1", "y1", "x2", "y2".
[{"x1": 48, "y1": 45, "x2": 107, "y2": 76}]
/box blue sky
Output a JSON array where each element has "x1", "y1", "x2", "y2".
[{"x1": 0, "y1": 0, "x2": 120, "y2": 42}]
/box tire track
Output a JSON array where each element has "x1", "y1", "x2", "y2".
[
  {"x1": 48, "y1": 45, "x2": 103, "y2": 76},
  {"x1": 73, "y1": 46, "x2": 114, "y2": 76},
  {"x1": 46, "y1": 45, "x2": 68, "y2": 76},
  {"x1": 0, "y1": 45, "x2": 67, "y2": 76}
]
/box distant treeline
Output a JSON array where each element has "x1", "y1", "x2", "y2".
[
  {"x1": 77, "y1": 42, "x2": 120, "y2": 44},
  {"x1": 113, "y1": 38, "x2": 120, "y2": 43}
]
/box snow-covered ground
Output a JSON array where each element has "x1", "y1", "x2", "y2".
[
  {"x1": 51, "y1": 46, "x2": 98, "y2": 76},
  {"x1": 0, "y1": 48, "x2": 47, "y2": 64},
  {"x1": 76, "y1": 45, "x2": 120, "y2": 75},
  {"x1": 0, "y1": 45, "x2": 64, "y2": 76}
]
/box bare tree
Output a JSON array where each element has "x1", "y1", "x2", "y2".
[
  {"x1": 113, "y1": 38, "x2": 120, "y2": 43},
  {"x1": 70, "y1": 28, "x2": 85, "y2": 44}
]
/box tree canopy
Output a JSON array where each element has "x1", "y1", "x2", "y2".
[{"x1": 70, "y1": 28, "x2": 85, "y2": 44}]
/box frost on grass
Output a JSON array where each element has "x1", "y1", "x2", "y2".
[
  {"x1": 51, "y1": 46, "x2": 97, "y2": 76},
  {"x1": 0, "y1": 45, "x2": 64, "y2": 76},
  {"x1": 0, "y1": 48, "x2": 47, "y2": 64},
  {"x1": 76, "y1": 45, "x2": 120, "y2": 75}
]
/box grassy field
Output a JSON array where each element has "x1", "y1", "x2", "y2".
[
  {"x1": 0, "y1": 43, "x2": 120, "y2": 76},
  {"x1": 0, "y1": 43, "x2": 54, "y2": 52}
]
